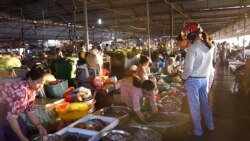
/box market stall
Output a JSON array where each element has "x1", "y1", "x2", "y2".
[{"x1": 16, "y1": 62, "x2": 190, "y2": 140}]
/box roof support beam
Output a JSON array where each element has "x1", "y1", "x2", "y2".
[
  {"x1": 163, "y1": 0, "x2": 191, "y2": 20},
  {"x1": 54, "y1": 0, "x2": 72, "y2": 16},
  {"x1": 55, "y1": 26, "x2": 68, "y2": 39},
  {"x1": 168, "y1": 0, "x2": 204, "y2": 3},
  {"x1": 186, "y1": 5, "x2": 250, "y2": 12}
]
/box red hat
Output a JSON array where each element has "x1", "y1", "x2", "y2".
[{"x1": 184, "y1": 23, "x2": 203, "y2": 35}]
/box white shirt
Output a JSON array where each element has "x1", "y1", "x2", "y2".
[{"x1": 181, "y1": 40, "x2": 214, "y2": 80}]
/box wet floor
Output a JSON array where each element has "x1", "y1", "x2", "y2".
[{"x1": 162, "y1": 64, "x2": 250, "y2": 141}]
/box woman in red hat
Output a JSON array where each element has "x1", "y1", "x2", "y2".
[{"x1": 180, "y1": 23, "x2": 214, "y2": 136}]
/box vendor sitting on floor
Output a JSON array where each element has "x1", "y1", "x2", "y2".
[{"x1": 120, "y1": 76, "x2": 158, "y2": 122}]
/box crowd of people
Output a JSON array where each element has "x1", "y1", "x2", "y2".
[
  {"x1": 0, "y1": 22, "x2": 230, "y2": 141},
  {"x1": 119, "y1": 23, "x2": 218, "y2": 137}
]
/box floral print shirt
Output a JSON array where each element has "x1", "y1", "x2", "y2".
[
  {"x1": 120, "y1": 77, "x2": 157, "y2": 112},
  {"x1": 0, "y1": 80, "x2": 36, "y2": 120}
]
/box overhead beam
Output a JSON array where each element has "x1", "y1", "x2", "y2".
[
  {"x1": 97, "y1": 20, "x2": 231, "y2": 29},
  {"x1": 0, "y1": 0, "x2": 43, "y2": 8},
  {"x1": 163, "y1": 0, "x2": 191, "y2": 20},
  {"x1": 83, "y1": 12, "x2": 242, "y2": 27},
  {"x1": 168, "y1": 0, "x2": 205, "y2": 3},
  {"x1": 100, "y1": 13, "x2": 243, "y2": 26},
  {"x1": 185, "y1": 5, "x2": 250, "y2": 12},
  {"x1": 79, "y1": 7, "x2": 248, "y2": 24},
  {"x1": 54, "y1": 0, "x2": 72, "y2": 16},
  {"x1": 93, "y1": 15, "x2": 235, "y2": 28}
]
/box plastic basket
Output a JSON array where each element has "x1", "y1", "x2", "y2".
[
  {"x1": 56, "y1": 102, "x2": 89, "y2": 122},
  {"x1": 45, "y1": 80, "x2": 68, "y2": 98}
]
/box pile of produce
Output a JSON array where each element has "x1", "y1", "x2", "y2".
[
  {"x1": 122, "y1": 126, "x2": 162, "y2": 141},
  {"x1": 74, "y1": 118, "x2": 107, "y2": 131},
  {"x1": 33, "y1": 134, "x2": 60, "y2": 141},
  {"x1": 159, "y1": 75, "x2": 182, "y2": 84},
  {"x1": 64, "y1": 87, "x2": 92, "y2": 102},
  {"x1": 0, "y1": 57, "x2": 21, "y2": 70},
  {"x1": 105, "y1": 48, "x2": 141, "y2": 61},
  {"x1": 93, "y1": 76, "x2": 117, "y2": 94},
  {"x1": 61, "y1": 133, "x2": 90, "y2": 141},
  {"x1": 100, "y1": 106, "x2": 130, "y2": 119},
  {"x1": 157, "y1": 87, "x2": 183, "y2": 112},
  {"x1": 106, "y1": 50, "x2": 126, "y2": 61},
  {"x1": 172, "y1": 76, "x2": 182, "y2": 83},
  {"x1": 126, "y1": 48, "x2": 141, "y2": 59},
  {"x1": 159, "y1": 94, "x2": 183, "y2": 105},
  {"x1": 102, "y1": 130, "x2": 131, "y2": 141}
]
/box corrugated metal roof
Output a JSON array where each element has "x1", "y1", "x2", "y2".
[{"x1": 0, "y1": 0, "x2": 249, "y2": 39}]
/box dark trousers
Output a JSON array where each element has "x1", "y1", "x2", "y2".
[{"x1": 0, "y1": 116, "x2": 28, "y2": 141}]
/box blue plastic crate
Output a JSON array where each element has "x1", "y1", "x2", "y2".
[{"x1": 45, "y1": 80, "x2": 68, "y2": 98}]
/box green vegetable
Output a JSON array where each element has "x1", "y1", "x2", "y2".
[
  {"x1": 0, "y1": 57, "x2": 21, "y2": 70},
  {"x1": 105, "y1": 48, "x2": 141, "y2": 61}
]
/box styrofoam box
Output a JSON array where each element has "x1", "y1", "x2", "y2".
[
  {"x1": 55, "y1": 127, "x2": 100, "y2": 141},
  {"x1": 55, "y1": 114, "x2": 119, "y2": 141},
  {"x1": 69, "y1": 114, "x2": 119, "y2": 132}
]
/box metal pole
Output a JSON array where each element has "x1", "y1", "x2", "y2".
[
  {"x1": 73, "y1": 0, "x2": 77, "y2": 51},
  {"x1": 20, "y1": 8, "x2": 24, "y2": 44},
  {"x1": 4, "y1": 21, "x2": 6, "y2": 39},
  {"x1": 170, "y1": 4, "x2": 174, "y2": 54},
  {"x1": 84, "y1": 0, "x2": 89, "y2": 51},
  {"x1": 101, "y1": 31, "x2": 103, "y2": 41},
  {"x1": 237, "y1": 28, "x2": 240, "y2": 47},
  {"x1": 243, "y1": 13, "x2": 247, "y2": 59},
  {"x1": 42, "y1": 10, "x2": 46, "y2": 47},
  {"x1": 146, "y1": 0, "x2": 151, "y2": 57},
  {"x1": 163, "y1": 25, "x2": 166, "y2": 36},
  {"x1": 115, "y1": 10, "x2": 117, "y2": 49},
  {"x1": 69, "y1": 24, "x2": 72, "y2": 40}
]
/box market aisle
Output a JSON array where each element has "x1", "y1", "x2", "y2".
[{"x1": 164, "y1": 64, "x2": 250, "y2": 141}]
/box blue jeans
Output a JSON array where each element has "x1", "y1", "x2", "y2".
[{"x1": 185, "y1": 77, "x2": 214, "y2": 136}]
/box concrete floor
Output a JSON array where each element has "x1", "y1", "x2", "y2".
[{"x1": 163, "y1": 65, "x2": 250, "y2": 141}]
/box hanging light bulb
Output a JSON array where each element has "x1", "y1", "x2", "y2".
[{"x1": 98, "y1": 19, "x2": 102, "y2": 24}]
